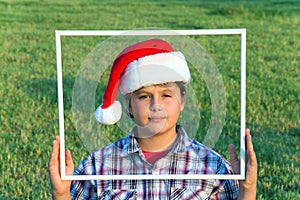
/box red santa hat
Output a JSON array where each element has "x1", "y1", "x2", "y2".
[{"x1": 95, "y1": 39, "x2": 190, "y2": 125}]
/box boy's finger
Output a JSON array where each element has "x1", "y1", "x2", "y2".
[
  {"x1": 228, "y1": 144, "x2": 240, "y2": 174},
  {"x1": 228, "y1": 144, "x2": 239, "y2": 163},
  {"x1": 65, "y1": 150, "x2": 73, "y2": 165},
  {"x1": 53, "y1": 136, "x2": 60, "y2": 152},
  {"x1": 65, "y1": 150, "x2": 74, "y2": 175},
  {"x1": 246, "y1": 130, "x2": 254, "y2": 152},
  {"x1": 49, "y1": 136, "x2": 60, "y2": 171},
  {"x1": 246, "y1": 130, "x2": 257, "y2": 167}
]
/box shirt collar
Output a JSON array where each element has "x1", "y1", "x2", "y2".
[
  {"x1": 120, "y1": 125, "x2": 195, "y2": 157},
  {"x1": 171, "y1": 125, "x2": 195, "y2": 153}
]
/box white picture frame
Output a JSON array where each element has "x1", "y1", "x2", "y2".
[{"x1": 55, "y1": 29, "x2": 246, "y2": 180}]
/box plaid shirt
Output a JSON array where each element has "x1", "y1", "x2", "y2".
[{"x1": 71, "y1": 125, "x2": 238, "y2": 199}]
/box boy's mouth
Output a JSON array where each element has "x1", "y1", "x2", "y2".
[{"x1": 149, "y1": 116, "x2": 166, "y2": 123}]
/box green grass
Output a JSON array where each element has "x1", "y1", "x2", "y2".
[{"x1": 0, "y1": 0, "x2": 299, "y2": 199}]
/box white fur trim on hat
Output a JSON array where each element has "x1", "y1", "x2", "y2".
[
  {"x1": 119, "y1": 51, "x2": 190, "y2": 94},
  {"x1": 94, "y1": 101, "x2": 122, "y2": 125}
]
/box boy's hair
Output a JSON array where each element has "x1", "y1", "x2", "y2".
[{"x1": 125, "y1": 81, "x2": 186, "y2": 119}]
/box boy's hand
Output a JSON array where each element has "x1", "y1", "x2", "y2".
[
  {"x1": 49, "y1": 136, "x2": 74, "y2": 200},
  {"x1": 228, "y1": 129, "x2": 257, "y2": 200}
]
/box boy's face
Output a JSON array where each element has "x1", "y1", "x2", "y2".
[{"x1": 129, "y1": 83, "x2": 185, "y2": 138}]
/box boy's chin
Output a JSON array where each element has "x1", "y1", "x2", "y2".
[{"x1": 136, "y1": 123, "x2": 166, "y2": 139}]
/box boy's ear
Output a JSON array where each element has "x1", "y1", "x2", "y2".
[
  {"x1": 180, "y1": 92, "x2": 186, "y2": 111},
  {"x1": 126, "y1": 96, "x2": 134, "y2": 118}
]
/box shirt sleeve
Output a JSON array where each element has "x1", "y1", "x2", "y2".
[
  {"x1": 70, "y1": 155, "x2": 98, "y2": 200},
  {"x1": 210, "y1": 157, "x2": 239, "y2": 199},
  {"x1": 213, "y1": 179, "x2": 239, "y2": 200}
]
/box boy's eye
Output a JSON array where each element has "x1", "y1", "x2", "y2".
[
  {"x1": 163, "y1": 94, "x2": 172, "y2": 98},
  {"x1": 138, "y1": 95, "x2": 150, "y2": 99}
]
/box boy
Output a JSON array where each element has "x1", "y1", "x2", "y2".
[{"x1": 49, "y1": 39, "x2": 257, "y2": 199}]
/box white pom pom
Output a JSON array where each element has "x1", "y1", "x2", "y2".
[{"x1": 95, "y1": 101, "x2": 122, "y2": 125}]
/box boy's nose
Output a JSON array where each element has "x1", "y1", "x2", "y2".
[
  {"x1": 150, "y1": 95, "x2": 161, "y2": 111},
  {"x1": 150, "y1": 96, "x2": 162, "y2": 111},
  {"x1": 150, "y1": 104, "x2": 163, "y2": 112}
]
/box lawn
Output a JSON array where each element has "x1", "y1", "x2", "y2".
[{"x1": 0, "y1": 0, "x2": 299, "y2": 199}]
